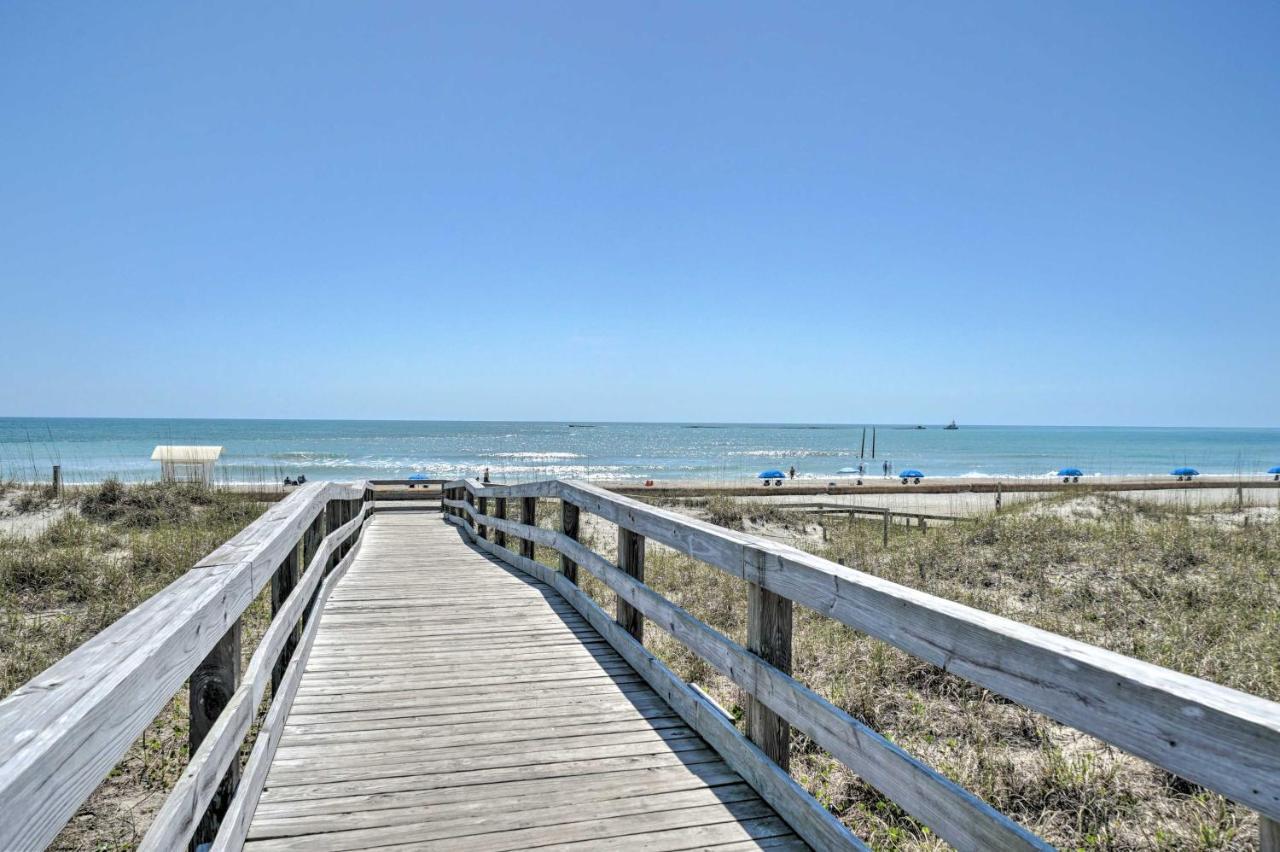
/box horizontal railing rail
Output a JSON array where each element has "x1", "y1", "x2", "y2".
[
  {"x1": 442, "y1": 477, "x2": 1280, "y2": 851},
  {"x1": 0, "y1": 480, "x2": 378, "y2": 851}
]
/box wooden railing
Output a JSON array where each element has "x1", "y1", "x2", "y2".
[
  {"x1": 0, "y1": 480, "x2": 377, "y2": 851},
  {"x1": 442, "y1": 478, "x2": 1280, "y2": 852}
]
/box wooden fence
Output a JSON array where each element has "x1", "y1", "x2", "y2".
[
  {"x1": 0, "y1": 481, "x2": 376, "y2": 851},
  {"x1": 442, "y1": 477, "x2": 1280, "y2": 852}
]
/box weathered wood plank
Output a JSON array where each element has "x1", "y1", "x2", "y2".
[
  {"x1": 270, "y1": 542, "x2": 301, "y2": 695},
  {"x1": 244, "y1": 784, "x2": 767, "y2": 851},
  {"x1": 259, "y1": 749, "x2": 726, "y2": 805},
  {"x1": 249, "y1": 762, "x2": 744, "y2": 838},
  {"x1": 493, "y1": 497, "x2": 507, "y2": 548},
  {"x1": 560, "y1": 497, "x2": 579, "y2": 584},
  {"x1": 617, "y1": 526, "x2": 645, "y2": 643},
  {"x1": 747, "y1": 582, "x2": 792, "y2": 771},
  {"x1": 1262, "y1": 816, "x2": 1280, "y2": 852},
  {"x1": 521, "y1": 496, "x2": 537, "y2": 560},
  {"x1": 188, "y1": 620, "x2": 241, "y2": 849},
  {"x1": 452, "y1": 514, "x2": 863, "y2": 851}
]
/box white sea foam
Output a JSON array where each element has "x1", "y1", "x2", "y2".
[
  {"x1": 728, "y1": 449, "x2": 842, "y2": 458},
  {"x1": 490, "y1": 452, "x2": 585, "y2": 460}
]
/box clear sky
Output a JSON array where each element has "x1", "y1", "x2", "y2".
[{"x1": 1, "y1": 2, "x2": 1277, "y2": 426}]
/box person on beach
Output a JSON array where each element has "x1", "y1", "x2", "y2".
[
  {"x1": 483, "y1": 467, "x2": 491, "y2": 483},
  {"x1": 883, "y1": 460, "x2": 890, "y2": 478},
  {"x1": 788, "y1": 466, "x2": 796, "y2": 480}
]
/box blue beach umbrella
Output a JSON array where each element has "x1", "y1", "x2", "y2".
[
  {"x1": 407, "y1": 473, "x2": 430, "y2": 480},
  {"x1": 1269, "y1": 466, "x2": 1280, "y2": 474},
  {"x1": 758, "y1": 470, "x2": 786, "y2": 479},
  {"x1": 1058, "y1": 468, "x2": 1083, "y2": 477},
  {"x1": 1171, "y1": 467, "x2": 1199, "y2": 477},
  {"x1": 899, "y1": 469, "x2": 924, "y2": 479}
]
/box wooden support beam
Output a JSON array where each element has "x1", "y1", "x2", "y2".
[
  {"x1": 1262, "y1": 816, "x2": 1280, "y2": 852},
  {"x1": 747, "y1": 583, "x2": 793, "y2": 771},
  {"x1": 493, "y1": 497, "x2": 507, "y2": 548},
  {"x1": 477, "y1": 496, "x2": 488, "y2": 540},
  {"x1": 302, "y1": 512, "x2": 324, "y2": 566},
  {"x1": 325, "y1": 502, "x2": 340, "y2": 573},
  {"x1": 617, "y1": 527, "x2": 645, "y2": 643},
  {"x1": 269, "y1": 541, "x2": 301, "y2": 695},
  {"x1": 301, "y1": 510, "x2": 325, "y2": 628},
  {"x1": 521, "y1": 497, "x2": 537, "y2": 560},
  {"x1": 559, "y1": 500, "x2": 579, "y2": 584},
  {"x1": 189, "y1": 620, "x2": 241, "y2": 850}
]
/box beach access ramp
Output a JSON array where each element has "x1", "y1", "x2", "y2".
[{"x1": 1, "y1": 479, "x2": 1278, "y2": 850}]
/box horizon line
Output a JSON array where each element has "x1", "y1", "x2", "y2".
[{"x1": 1, "y1": 414, "x2": 1277, "y2": 431}]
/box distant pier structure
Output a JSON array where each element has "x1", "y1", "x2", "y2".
[{"x1": 151, "y1": 444, "x2": 222, "y2": 484}]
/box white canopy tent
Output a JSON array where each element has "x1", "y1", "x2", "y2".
[{"x1": 151, "y1": 445, "x2": 223, "y2": 484}]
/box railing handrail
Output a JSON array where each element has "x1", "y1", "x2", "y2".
[
  {"x1": 443, "y1": 477, "x2": 1280, "y2": 845},
  {"x1": 0, "y1": 479, "x2": 375, "y2": 851}
]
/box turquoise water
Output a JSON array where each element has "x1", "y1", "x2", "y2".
[{"x1": 1, "y1": 418, "x2": 1277, "y2": 484}]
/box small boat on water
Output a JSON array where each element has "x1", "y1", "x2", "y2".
[{"x1": 944, "y1": 420, "x2": 959, "y2": 430}]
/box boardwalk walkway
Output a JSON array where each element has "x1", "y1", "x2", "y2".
[
  {"x1": 8, "y1": 478, "x2": 1275, "y2": 851},
  {"x1": 244, "y1": 513, "x2": 807, "y2": 851}
]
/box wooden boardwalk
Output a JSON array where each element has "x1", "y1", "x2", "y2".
[
  {"x1": 244, "y1": 513, "x2": 808, "y2": 851},
  {"x1": 8, "y1": 478, "x2": 1277, "y2": 851}
]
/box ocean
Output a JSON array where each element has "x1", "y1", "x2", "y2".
[{"x1": 2, "y1": 418, "x2": 1278, "y2": 485}]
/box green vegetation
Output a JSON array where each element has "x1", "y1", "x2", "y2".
[{"x1": 0, "y1": 480, "x2": 267, "y2": 850}]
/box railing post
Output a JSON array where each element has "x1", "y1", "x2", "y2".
[
  {"x1": 346, "y1": 497, "x2": 358, "y2": 554},
  {"x1": 189, "y1": 620, "x2": 241, "y2": 850},
  {"x1": 1263, "y1": 816, "x2": 1280, "y2": 852},
  {"x1": 747, "y1": 578, "x2": 793, "y2": 771},
  {"x1": 331, "y1": 501, "x2": 342, "y2": 565},
  {"x1": 559, "y1": 499, "x2": 579, "y2": 583},
  {"x1": 270, "y1": 539, "x2": 302, "y2": 695},
  {"x1": 51, "y1": 464, "x2": 62, "y2": 497},
  {"x1": 521, "y1": 497, "x2": 537, "y2": 560},
  {"x1": 477, "y1": 495, "x2": 489, "y2": 540},
  {"x1": 464, "y1": 488, "x2": 475, "y2": 537},
  {"x1": 336, "y1": 500, "x2": 350, "y2": 561},
  {"x1": 617, "y1": 527, "x2": 645, "y2": 643},
  {"x1": 301, "y1": 506, "x2": 326, "y2": 627},
  {"x1": 494, "y1": 497, "x2": 507, "y2": 548}
]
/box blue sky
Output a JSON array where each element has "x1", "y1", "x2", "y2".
[{"x1": 1, "y1": 2, "x2": 1277, "y2": 426}]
